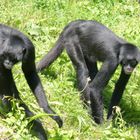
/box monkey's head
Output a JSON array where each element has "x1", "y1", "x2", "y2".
[
  {"x1": 121, "y1": 58, "x2": 138, "y2": 75},
  {"x1": 119, "y1": 43, "x2": 140, "y2": 75},
  {"x1": 0, "y1": 35, "x2": 26, "y2": 69}
]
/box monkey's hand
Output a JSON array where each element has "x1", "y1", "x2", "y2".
[{"x1": 52, "y1": 115, "x2": 63, "y2": 128}]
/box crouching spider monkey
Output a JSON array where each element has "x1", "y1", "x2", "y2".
[
  {"x1": 0, "y1": 24, "x2": 63, "y2": 140},
  {"x1": 37, "y1": 20, "x2": 140, "y2": 124}
]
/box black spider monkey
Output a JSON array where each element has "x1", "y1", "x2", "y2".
[
  {"x1": 0, "y1": 24, "x2": 63, "y2": 140},
  {"x1": 37, "y1": 20, "x2": 140, "y2": 124}
]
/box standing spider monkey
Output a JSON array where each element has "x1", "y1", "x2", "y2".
[
  {"x1": 37, "y1": 20, "x2": 140, "y2": 124},
  {"x1": 0, "y1": 24, "x2": 63, "y2": 140}
]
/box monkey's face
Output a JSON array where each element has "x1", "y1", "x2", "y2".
[
  {"x1": 2, "y1": 48, "x2": 25, "y2": 69},
  {"x1": 0, "y1": 34, "x2": 27, "y2": 69},
  {"x1": 121, "y1": 59, "x2": 138, "y2": 75},
  {"x1": 3, "y1": 58, "x2": 15, "y2": 69},
  {"x1": 3, "y1": 53, "x2": 19, "y2": 69}
]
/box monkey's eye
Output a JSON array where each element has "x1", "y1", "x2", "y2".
[
  {"x1": 130, "y1": 59, "x2": 138, "y2": 67},
  {"x1": 121, "y1": 59, "x2": 127, "y2": 65},
  {"x1": 121, "y1": 59, "x2": 138, "y2": 68}
]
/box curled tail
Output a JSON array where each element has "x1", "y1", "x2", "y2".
[{"x1": 36, "y1": 38, "x2": 64, "y2": 72}]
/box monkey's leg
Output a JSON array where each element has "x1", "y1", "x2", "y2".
[
  {"x1": 85, "y1": 57, "x2": 98, "y2": 80},
  {"x1": 65, "y1": 42, "x2": 92, "y2": 106}
]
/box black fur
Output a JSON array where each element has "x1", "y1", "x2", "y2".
[
  {"x1": 0, "y1": 24, "x2": 63, "y2": 140},
  {"x1": 37, "y1": 20, "x2": 140, "y2": 124}
]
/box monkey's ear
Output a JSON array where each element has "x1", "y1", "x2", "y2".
[
  {"x1": 22, "y1": 47, "x2": 26, "y2": 55},
  {"x1": 119, "y1": 54, "x2": 123, "y2": 63}
]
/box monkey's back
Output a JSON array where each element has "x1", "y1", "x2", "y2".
[{"x1": 61, "y1": 20, "x2": 126, "y2": 61}]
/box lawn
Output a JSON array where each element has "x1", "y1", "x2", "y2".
[{"x1": 0, "y1": 0, "x2": 140, "y2": 139}]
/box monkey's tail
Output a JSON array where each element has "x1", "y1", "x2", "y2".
[{"x1": 36, "y1": 38, "x2": 64, "y2": 72}]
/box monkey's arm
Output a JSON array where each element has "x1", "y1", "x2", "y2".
[
  {"x1": 7, "y1": 70, "x2": 48, "y2": 140},
  {"x1": 22, "y1": 46, "x2": 63, "y2": 127},
  {"x1": 107, "y1": 69, "x2": 131, "y2": 120},
  {"x1": 90, "y1": 59, "x2": 118, "y2": 124}
]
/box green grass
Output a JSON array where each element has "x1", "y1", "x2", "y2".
[{"x1": 0, "y1": 0, "x2": 140, "y2": 139}]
